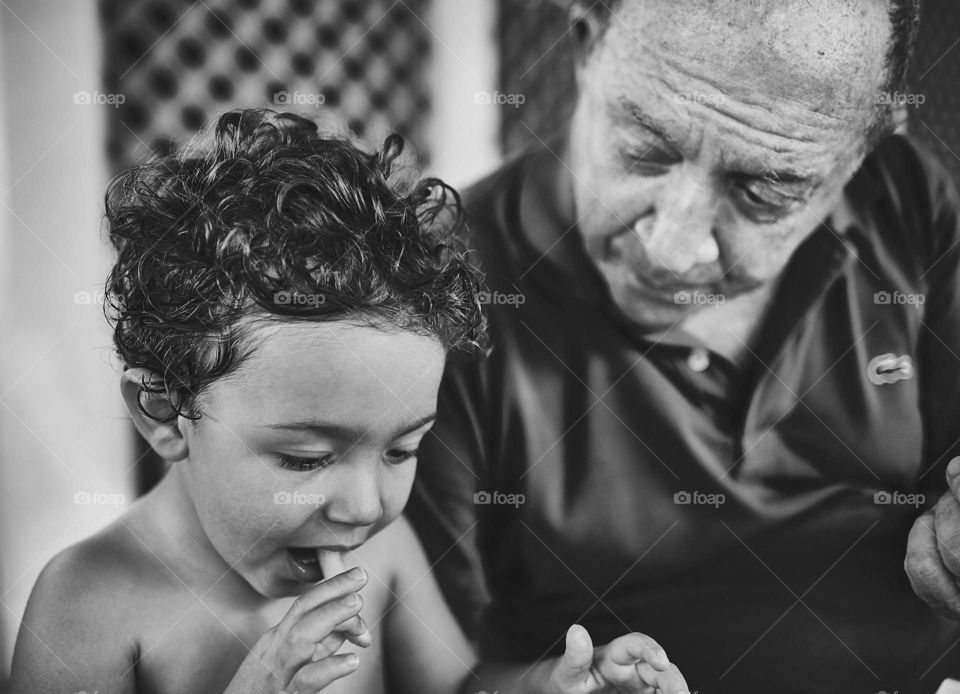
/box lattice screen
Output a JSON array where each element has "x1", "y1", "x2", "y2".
[{"x1": 100, "y1": 0, "x2": 433, "y2": 171}]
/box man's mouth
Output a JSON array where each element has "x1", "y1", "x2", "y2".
[{"x1": 604, "y1": 226, "x2": 727, "y2": 300}]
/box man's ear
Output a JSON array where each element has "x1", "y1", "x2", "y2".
[
  {"x1": 120, "y1": 368, "x2": 189, "y2": 463},
  {"x1": 568, "y1": 1, "x2": 605, "y2": 67}
]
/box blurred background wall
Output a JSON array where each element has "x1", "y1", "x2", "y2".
[
  {"x1": 0, "y1": 1, "x2": 132, "y2": 687},
  {"x1": 0, "y1": 0, "x2": 958, "y2": 688}
]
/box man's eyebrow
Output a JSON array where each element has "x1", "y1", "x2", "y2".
[
  {"x1": 752, "y1": 170, "x2": 819, "y2": 187},
  {"x1": 617, "y1": 97, "x2": 820, "y2": 186},
  {"x1": 262, "y1": 413, "x2": 437, "y2": 440},
  {"x1": 616, "y1": 97, "x2": 680, "y2": 149}
]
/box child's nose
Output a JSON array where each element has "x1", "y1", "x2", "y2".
[{"x1": 321, "y1": 465, "x2": 384, "y2": 527}]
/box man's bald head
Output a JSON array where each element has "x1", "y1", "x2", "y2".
[{"x1": 569, "y1": 0, "x2": 920, "y2": 146}]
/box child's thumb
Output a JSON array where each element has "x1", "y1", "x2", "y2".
[{"x1": 556, "y1": 624, "x2": 593, "y2": 683}]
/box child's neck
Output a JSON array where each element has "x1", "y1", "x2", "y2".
[{"x1": 137, "y1": 465, "x2": 275, "y2": 610}]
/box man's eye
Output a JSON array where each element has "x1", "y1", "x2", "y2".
[
  {"x1": 386, "y1": 449, "x2": 418, "y2": 465},
  {"x1": 732, "y1": 181, "x2": 800, "y2": 221},
  {"x1": 278, "y1": 453, "x2": 335, "y2": 471},
  {"x1": 624, "y1": 147, "x2": 677, "y2": 173}
]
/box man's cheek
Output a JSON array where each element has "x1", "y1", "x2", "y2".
[{"x1": 722, "y1": 228, "x2": 806, "y2": 281}]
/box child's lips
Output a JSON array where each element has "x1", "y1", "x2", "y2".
[{"x1": 286, "y1": 546, "x2": 350, "y2": 583}]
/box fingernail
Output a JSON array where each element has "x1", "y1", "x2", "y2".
[
  {"x1": 345, "y1": 653, "x2": 359, "y2": 668},
  {"x1": 948, "y1": 457, "x2": 960, "y2": 477},
  {"x1": 350, "y1": 567, "x2": 366, "y2": 582}
]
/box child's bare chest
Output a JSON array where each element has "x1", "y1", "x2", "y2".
[{"x1": 132, "y1": 572, "x2": 391, "y2": 694}]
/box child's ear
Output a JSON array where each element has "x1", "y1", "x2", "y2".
[{"x1": 120, "y1": 368, "x2": 189, "y2": 463}]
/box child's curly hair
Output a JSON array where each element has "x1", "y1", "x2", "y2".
[{"x1": 104, "y1": 108, "x2": 487, "y2": 423}]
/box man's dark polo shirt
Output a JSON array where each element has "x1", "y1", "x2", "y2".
[{"x1": 406, "y1": 133, "x2": 960, "y2": 694}]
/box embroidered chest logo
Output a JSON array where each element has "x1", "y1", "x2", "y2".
[{"x1": 867, "y1": 353, "x2": 915, "y2": 385}]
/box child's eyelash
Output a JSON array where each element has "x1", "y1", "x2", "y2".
[
  {"x1": 277, "y1": 449, "x2": 419, "y2": 471},
  {"x1": 387, "y1": 449, "x2": 419, "y2": 464},
  {"x1": 277, "y1": 454, "x2": 335, "y2": 471}
]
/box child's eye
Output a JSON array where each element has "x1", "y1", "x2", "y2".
[
  {"x1": 386, "y1": 449, "x2": 418, "y2": 465},
  {"x1": 277, "y1": 453, "x2": 335, "y2": 471}
]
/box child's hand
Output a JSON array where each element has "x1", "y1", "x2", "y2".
[
  {"x1": 544, "y1": 624, "x2": 690, "y2": 694},
  {"x1": 223, "y1": 565, "x2": 372, "y2": 694}
]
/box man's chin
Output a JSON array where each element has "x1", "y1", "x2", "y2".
[
  {"x1": 595, "y1": 268, "x2": 694, "y2": 332},
  {"x1": 606, "y1": 283, "x2": 693, "y2": 334}
]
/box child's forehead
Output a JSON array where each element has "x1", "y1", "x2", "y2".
[{"x1": 211, "y1": 318, "x2": 444, "y2": 413}]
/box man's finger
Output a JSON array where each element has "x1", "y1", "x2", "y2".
[
  {"x1": 604, "y1": 632, "x2": 670, "y2": 670},
  {"x1": 905, "y1": 510, "x2": 960, "y2": 618},
  {"x1": 934, "y1": 492, "x2": 960, "y2": 577},
  {"x1": 946, "y1": 457, "x2": 960, "y2": 500},
  {"x1": 556, "y1": 624, "x2": 594, "y2": 683},
  {"x1": 652, "y1": 663, "x2": 690, "y2": 694}
]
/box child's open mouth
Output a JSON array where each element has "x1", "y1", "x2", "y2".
[{"x1": 286, "y1": 547, "x2": 347, "y2": 583}]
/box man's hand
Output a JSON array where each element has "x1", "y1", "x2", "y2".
[
  {"x1": 906, "y1": 457, "x2": 960, "y2": 619},
  {"x1": 545, "y1": 624, "x2": 689, "y2": 694}
]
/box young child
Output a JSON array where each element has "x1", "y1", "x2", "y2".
[{"x1": 9, "y1": 109, "x2": 688, "y2": 694}]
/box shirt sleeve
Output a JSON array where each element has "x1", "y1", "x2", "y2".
[
  {"x1": 915, "y1": 139, "x2": 960, "y2": 498},
  {"x1": 404, "y1": 349, "x2": 492, "y2": 640}
]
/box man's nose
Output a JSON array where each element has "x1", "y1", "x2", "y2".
[
  {"x1": 321, "y1": 461, "x2": 384, "y2": 528},
  {"x1": 635, "y1": 170, "x2": 719, "y2": 277}
]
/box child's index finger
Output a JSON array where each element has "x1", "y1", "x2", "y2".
[
  {"x1": 283, "y1": 561, "x2": 367, "y2": 626},
  {"x1": 318, "y1": 549, "x2": 349, "y2": 583}
]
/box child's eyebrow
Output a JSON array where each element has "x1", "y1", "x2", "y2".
[{"x1": 262, "y1": 413, "x2": 437, "y2": 441}]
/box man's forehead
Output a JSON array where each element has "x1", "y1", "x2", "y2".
[{"x1": 601, "y1": 0, "x2": 890, "y2": 119}]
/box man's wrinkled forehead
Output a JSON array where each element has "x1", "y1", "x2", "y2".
[{"x1": 597, "y1": 0, "x2": 890, "y2": 120}]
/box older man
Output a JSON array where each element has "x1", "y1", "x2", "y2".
[{"x1": 407, "y1": 0, "x2": 960, "y2": 692}]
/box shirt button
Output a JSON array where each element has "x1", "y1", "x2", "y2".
[{"x1": 687, "y1": 347, "x2": 710, "y2": 372}]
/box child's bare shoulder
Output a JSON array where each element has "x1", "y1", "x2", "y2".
[
  {"x1": 357, "y1": 514, "x2": 431, "y2": 594},
  {"x1": 10, "y1": 515, "x2": 160, "y2": 692}
]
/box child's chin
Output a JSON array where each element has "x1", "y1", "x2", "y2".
[{"x1": 237, "y1": 566, "x2": 312, "y2": 600}]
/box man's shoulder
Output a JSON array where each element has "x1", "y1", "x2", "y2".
[
  {"x1": 859, "y1": 133, "x2": 959, "y2": 219},
  {"x1": 849, "y1": 133, "x2": 960, "y2": 266},
  {"x1": 462, "y1": 147, "x2": 534, "y2": 211}
]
